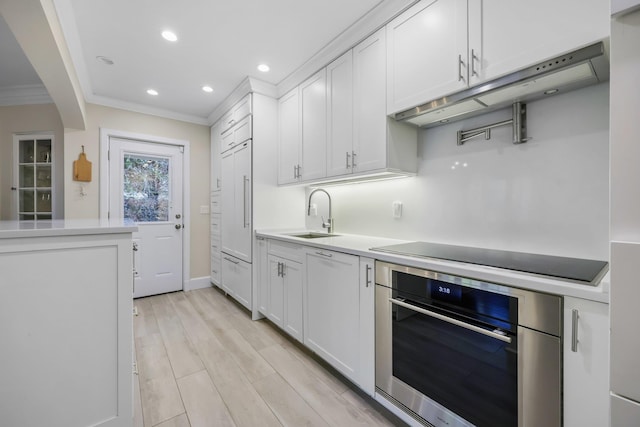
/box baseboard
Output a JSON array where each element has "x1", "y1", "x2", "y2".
[{"x1": 184, "y1": 276, "x2": 212, "y2": 292}]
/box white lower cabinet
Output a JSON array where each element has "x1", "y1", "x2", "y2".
[
  {"x1": 221, "y1": 255, "x2": 252, "y2": 310},
  {"x1": 563, "y1": 296, "x2": 610, "y2": 427},
  {"x1": 263, "y1": 240, "x2": 304, "y2": 343},
  {"x1": 305, "y1": 247, "x2": 373, "y2": 392}
]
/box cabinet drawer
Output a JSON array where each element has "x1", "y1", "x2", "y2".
[
  {"x1": 233, "y1": 116, "x2": 252, "y2": 145},
  {"x1": 220, "y1": 115, "x2": 252, "y2": 153},
  {"x1": 220, "y1": 94, "x2": 252, "y2": 133},
  {"x1": 233, "y1": 94, "x2": 252, "y2": 123},
  {"x1": 268, "y1": 239, "x2": 303, "y2": 263},
  {"x1": 211, "y1": 213, "x2": 221, "y2": 235},
  {"x1": 210, "y1": 192, "x2": 221, "y2": 214},
  {"x1": 211, "y1": 235, "x2": 221, "y2": 253}
]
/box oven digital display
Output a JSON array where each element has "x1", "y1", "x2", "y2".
[{"x1": 430, "y1": 281, "x2": 462, "y2": 303}]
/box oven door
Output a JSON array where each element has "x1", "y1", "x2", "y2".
[
  {"x1": 376, "y1": 283, "x2": 518, "y2": 427},
  {"x1": 375, "y1": 262, "x2": 562, "y2": 427}
]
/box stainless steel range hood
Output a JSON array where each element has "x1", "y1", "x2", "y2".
[{"x1": 394, "y1": 42, "x2": 609, "y2": 128}]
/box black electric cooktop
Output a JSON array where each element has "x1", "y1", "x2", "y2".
[{"x1": 370, "y1": 241, "x2": 608, "y2": 285}]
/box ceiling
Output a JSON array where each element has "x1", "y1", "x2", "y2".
[{"x1": 0, "y1": 0, "x2": 400, "y2": 125}]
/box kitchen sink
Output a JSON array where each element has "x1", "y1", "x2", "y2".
[{"x1": 286, "y1": 232, "x2": 340, "y2": 239}]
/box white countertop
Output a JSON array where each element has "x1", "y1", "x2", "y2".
[
  {"x1": 256, "y1": 229, "x2": 610, "y2": 303},
  {"x1": 0, "y1": 219, "x2": 138, "y2": 239}
]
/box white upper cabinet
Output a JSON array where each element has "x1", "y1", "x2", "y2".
[
  {"x1": 386, "y1": 0, "x2": 468, "y2": 114},
  {"x1": 300, "y1": 69, "x2": 327, "y2": 181},
  {"x1": 353, "y1": 28, "x2": 394, "y2": 174},
  {"x1": 279, "y1": 28, "x2": 417, "y2": 185},
  {"x1": 278, "y1": 88, "x2": 301, "y2": 185},
  {"x1": 468, "y1": 0, "x2": 609, "y2": 86},
  {"x1": 386, "y1": 0, "x2": 610, "y2": 115},
  {"x1": 326, "y1": 51, "x2": 354, "y2": 178},
  {"x1": 278, "y1": 70, "x2": 328, "y2": 184}
]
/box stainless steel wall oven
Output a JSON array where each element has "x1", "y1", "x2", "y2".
[{"x1": 375, "y1": 261, "x2": 563, "y2": 427}]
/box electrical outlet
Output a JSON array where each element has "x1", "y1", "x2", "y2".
[
  {"x1": 392, "y1": 201, "x2": 403, "y2": 218},
  {"x1": 310, "y1": 203, "x2": 318, "y2": 217}
]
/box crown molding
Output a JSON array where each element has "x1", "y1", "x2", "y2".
[
  {"x1": 207, "y1": 77, "x2": 278, "y2": 126},
  {"x1": 87, "y1": 93, "x2": 210, "y2": 126},
  {"x1": 0, "y1": 84, "x2": 53, "y2": 106}
]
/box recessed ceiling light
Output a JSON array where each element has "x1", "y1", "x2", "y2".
[
  {"x1": 147, "y1": 89, "x2": 159, "y2": 96},
  {"x1": 257, "y1": 64, "x2": 270, "y2": 73},
  {"x1": 96, "y1": 55, "x2": 114, "y2": 65},
  {"x1": 202, "y1": 85, "x2": 213, "y2": 93},
  {"x1": 161, "y1": 30, "x2": 177, "y2": 42}
]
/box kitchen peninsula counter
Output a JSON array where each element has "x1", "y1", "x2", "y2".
[
  {"x1": 0, "y1": 219, "x2": 136, "y2": 427},
  {"x1": 256, "y1": 229, "x2": 610, "y2": 303}
]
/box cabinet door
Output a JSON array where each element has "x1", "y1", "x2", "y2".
[
  {"x1": 267, "y1": 255, "x2": 284, "y2": 327},
  {"x1": 358, "y1": 257, "x2": 375, "y2": 395},
  {"x1": 256, "y1": 238, "x2": 268, "y2": 315},
  {"x1": 278, "y1": 88, "x2": 300, "y2": 184},
  {"x1": 283, "y1": 260, "x2": 303, "y2": 343},
  {"x1": 210, "y1": 121, "x2": 222, "y2": 192},
  {"x1": 233, "y1": 141, "x2": 252, "y2": 262},
  {"x1": 234, "y1": 258, "x2": 252, "y2": 311},
  {"x1": 220, "y1": 149, "x2": 235, "y2": 256},
  {"x1": 300, "y1": 69, "x2": 327, "y2": 181},
  {"x1": 305, "y1": 249, "x2": 360, "y2": 382},
  {"x1": 611, "y1": 242, "x2": 640, "y2": 402},
  {"x1": 326, "y1": 51, "x2": 354, "y2": 178},
  {"x1": 353, "y1": 28, "x2": 387, "y2": 174},
  {"x1": 563, "y1": 296, "x2": 610, "y2": 427},
  {"x1": 386, "y1": 0, "x2": 468, "y2": 114},
  {"x1": 468, "y1": 0, "x2": 609, "y2": 85}
]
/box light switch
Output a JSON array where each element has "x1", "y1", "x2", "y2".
[
  {"x1": 392, "y1": 201, "x2": 403, "y2": 218},
  {"x1": 200, "y1": 205, "x2": 210, "y2": 214}
]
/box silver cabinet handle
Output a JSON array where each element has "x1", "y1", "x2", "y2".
[
  {"x1": 571, "y1": 309, "x2": 579, "y2": 352},
  {"x1": 216, "y1": 178, "x2": 220, "y2": 189},
  {"x1": 277, "y1": 261, "x2": 282, "y2": 277},
  {"x1": 471, "y1": 49, "x2": 479, "y2": 77},
  {"x1": 346, "y1": 152, "x2": 351, "y2": 168},
  {"x1": 243, "y1": 175, "x2": 249, "y2": 228},
  {"x1": 365, "y1": 264, "x2": 372, "y2": 287},
  {"x1": 224, "y1": 257, "x2": 240, "y2": 265},
  {"x1": 389, "y1": 297, "x2": 512, "y2": 344},
  {"x1": 281, "y1": 262, "x2": 286, "y2": 277},
  {"x1": 293, "y1": 165, "x2": 297, "y2": 179},
  {"x1": 352, "y1": 151, "x2": 357, "y2": 168},
  {"x1": 133, "y1": 242, "x2": 139, "y2": 251},
  {"x1": 315, "y1": 251, "x2": 333, "y2": 258},
  {"x1": 458, "y1": 54, "x2": 465, "y2": 82}
]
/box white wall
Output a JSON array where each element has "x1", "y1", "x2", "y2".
[
  {"x1": 309, "y1": 83, "x2": 609, "y2": 260},
  {"x1": 63, "y1": 103, "x2": 211, "y2": 279}
]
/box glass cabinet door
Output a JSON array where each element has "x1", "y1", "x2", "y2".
[{"x1": 14, "y1": 135, "x2": 54, "y2": 220}]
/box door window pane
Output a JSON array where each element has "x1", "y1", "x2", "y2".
[{"x1": 123, "y1": 154, "x2": 170, "y2": 222}]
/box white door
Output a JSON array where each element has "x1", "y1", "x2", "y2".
[{"x1": 109, "y1": 138, "x2": 184, "y2": 298}]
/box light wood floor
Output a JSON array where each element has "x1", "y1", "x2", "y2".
[{"x1": 133, "y1": 286, "x2": 405, "y2": 427}]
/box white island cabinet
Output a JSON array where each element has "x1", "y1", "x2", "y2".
[{"x1": 0, "y1": 220, "x2": 136, "y2": 427}]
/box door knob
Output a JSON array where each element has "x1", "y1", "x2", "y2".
[{"x1": 175, "y1": 224, "x2": 182, "y2": 229}]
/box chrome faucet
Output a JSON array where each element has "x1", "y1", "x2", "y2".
[{"x1": 307, "y1": 188, "x2": 333, "y2": 234}]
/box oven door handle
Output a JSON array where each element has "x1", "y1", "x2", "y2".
[{"x1": 389, "y1": 298, "x2": 512, "y2": 344}]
